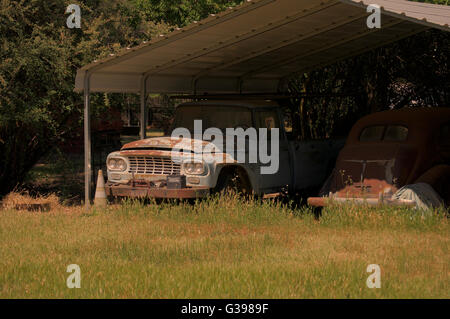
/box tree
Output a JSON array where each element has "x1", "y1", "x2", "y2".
[
  {"x1": 0, "y1": 0, "x2": 170, "y2": 197},
  {"x1": 287, "y1": 28, "x2": 449, "y2": 140},
  {"x1": 130, "y1": 0, "x2": 244, "y2": 27}
]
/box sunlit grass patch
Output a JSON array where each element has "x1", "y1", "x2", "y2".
[
  {"x1": 319, "y1": 203, "x2": 448, "y2": 232},
  {"x1": 0, "y1": 193, "x2": 448, "y2": 298}
]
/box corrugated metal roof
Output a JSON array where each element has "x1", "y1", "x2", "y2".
[{"x1": 75, "y1": 0, "x2": 450, "y2": 94}]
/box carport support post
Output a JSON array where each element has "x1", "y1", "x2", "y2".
[
  {"x1": 140, "y1": 76, "x2": 148, "y2": 140},
  {"x1": 84, "y1": 73, "x2": 93, "y2": 210}
]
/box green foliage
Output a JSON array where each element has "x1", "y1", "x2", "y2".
[
  {"x1": 0, "y1": 0, "x2": 171, "y2": 196},
  {"x1": 131, "y1": 0, "x2": 244, "y2": 27},
  {"x1": 287, "y1": 30, "x2": 449, "y2": 140}
]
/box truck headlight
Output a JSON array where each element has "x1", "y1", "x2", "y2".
[
  {"x1": 107, "y1": 158, "x2": 127, "y2": 172},
  {"x1": 183, "y1": 161, "x2": 206, "y2": 175}
]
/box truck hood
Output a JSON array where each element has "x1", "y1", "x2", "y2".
[
  {"x1": 122, "y1": 137, "x2": 212, "y2": 153},
  {"x1": 119, "y1": 137, "x2": 238, "y2": 164}
]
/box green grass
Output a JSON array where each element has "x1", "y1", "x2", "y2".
[{"x1": 0, "y1": 195, "x2": 448, "y2": 299}]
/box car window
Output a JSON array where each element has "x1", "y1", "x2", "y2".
[
  {"x1": 360, "y1": 126, "x2": 384, "y2": 142},
  {"x1": 384, "y1": 125, "x2": 409, "y2": 142}
]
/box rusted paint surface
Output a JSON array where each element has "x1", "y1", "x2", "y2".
[
  {"x1": 119, "y1": 137, "x2": 238, "y2": 164},
  {"x1": 106, "y1": 181, "x2": 210, "y2": 199},
  {"x1": 122, "y1": 137, "x2": 211, "y2": 151},
  {"x1": 307, "y1": 196, "x2": 416, "y2": 207},
  {"x1": 309, "y1": 108, "x2": 450, "y2": 207}
]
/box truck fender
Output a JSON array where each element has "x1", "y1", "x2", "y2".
[{"x1": 213, "y1": 165, "x2": 255, "y2": 194}]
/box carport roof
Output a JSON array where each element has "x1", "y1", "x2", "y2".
[{"x1": 75, "y1": 0, "x2": 450, "y2": 94}]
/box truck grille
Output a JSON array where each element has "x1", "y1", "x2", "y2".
[{"x1": 128, "y1": 156, "x2": 181, "y2": 175}]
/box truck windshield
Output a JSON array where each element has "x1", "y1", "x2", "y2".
[{"x1": 171, "y1": 105, "x2": 253, "y2": 134}]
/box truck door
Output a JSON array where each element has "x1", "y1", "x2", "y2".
[{"x1": 255, "y1": 109, "x2": 292, "y2": 193}]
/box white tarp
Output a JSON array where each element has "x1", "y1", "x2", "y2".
[{"x1": 393, "y1": 183, "x2": 444, "y2": 211}]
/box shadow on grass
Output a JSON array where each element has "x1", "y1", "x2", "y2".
[{"x1": 20, "y1": 149, "x2": 85, "y2": 205}]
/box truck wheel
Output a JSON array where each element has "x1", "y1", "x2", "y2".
[{"x1": 214, "y1": 167, "x2": 252, "y2": 196}]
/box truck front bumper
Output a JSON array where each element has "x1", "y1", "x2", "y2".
[{"x1": 106, "y1": 182, "x2": 210, "y2": 199}]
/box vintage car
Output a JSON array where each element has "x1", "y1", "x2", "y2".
[
  {"x1": 104, "y1": 100, "x2": 345, "y2": 199},
  {"x1": 308, "y1": 107, "x2": 450, "y2": 207}
]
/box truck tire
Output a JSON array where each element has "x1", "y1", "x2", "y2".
[{"x1": 214, "y1": 167, "x2": 252, "y2": 196}]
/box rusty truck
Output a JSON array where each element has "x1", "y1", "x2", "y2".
[{"x1": 104, "y1": 100, "x2": 345, "y2": 199}]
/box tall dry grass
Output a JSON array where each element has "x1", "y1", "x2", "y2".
[{"x1": 0, "y1": 193, "x2": 448, "y2": 298}]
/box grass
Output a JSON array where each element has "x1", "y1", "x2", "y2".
[{"x1": 0, "y1": 193, "x2": 448, "y2": 299}]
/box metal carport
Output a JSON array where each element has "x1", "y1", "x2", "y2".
[{"x1": 75, "y1": 0, "x2": 450, "y2": 208}]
